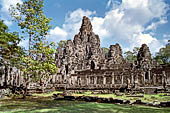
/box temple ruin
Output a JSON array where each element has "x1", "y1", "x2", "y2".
[
  {"x1": 0, "y1": 16, "x2": 170, "y2": 94},
  {"x1": 55, "y1": 16, "x2": 170, "y2": 93}
]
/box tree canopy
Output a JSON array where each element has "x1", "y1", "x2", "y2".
[
  {"x1": 154, "y1": 40, "x2": 170, "y2": 64},
  {"x1": 10, "y1": 0, "x2": 52, "y2": 56},
  {"x1": 124, "y1": 47, "x2": 139, "y2": 63},
  {"x1": 0, "y1": 20, "x2": 24, "y2": 67}
]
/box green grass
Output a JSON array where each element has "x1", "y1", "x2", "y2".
[
  {"x1": 0, "y1": 91, "x2": 170, "y2": 113},
  {"x1": 0, "y1": 97, "x2": 170, "y2": 113},
  {"x1": 32, "y1": 91, "x2": 63, "y2": 97}
]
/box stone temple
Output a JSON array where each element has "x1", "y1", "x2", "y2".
[
  {"x1": 55, "y1": 16, "x2": 170, "y2": 93},
  {"x1": 0, "y1": 16, "x2": 170, "y2": 94}
]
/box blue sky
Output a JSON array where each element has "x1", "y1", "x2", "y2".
[{"x1": 0, "y1": 0, "x2": 170, "y2": 54}]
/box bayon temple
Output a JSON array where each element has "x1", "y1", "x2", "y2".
[{"x1": 0, "y1": 16, "x2": 170, "y2": 94}]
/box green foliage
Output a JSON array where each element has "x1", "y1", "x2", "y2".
[
  {"x1": 124, "y1": 47, "x2": 139, "y2": 63},
  {"x1": 57, "y1": 40, "x2": 67, "y2": 48},
  {"x1": 154, "y1": 40, "x2": 170, "y2": 64},
  {"x1": 9, "y1": 0, "x2": 57, "y2": 94},
  {"x1": 102, "y1": 47, "x2": 109, "y2": 54},
  {"x1": 10, "y1": 0, "x2": 52, "y2": 53},
  {"x1": 20, "y1": 41, "x2": 57, "y2": 83},
  {"x1": 0, "y1": 20, "x2": 24, "y2": 67}
]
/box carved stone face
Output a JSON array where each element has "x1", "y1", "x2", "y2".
[
  {"x1": 80, "y1": 16, "x2": 93, "y2": 34},
  {"x1": 74, "y1": 35, "x2": 81, "y2": 45},
  {"x1": 138, "y1": 44, "x2": 151, "y2": 61}
]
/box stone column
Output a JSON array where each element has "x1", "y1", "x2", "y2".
[
  {"x1": 121, "y1": 75, "x2": 124, "y2": 84},
  {"x1": 127, "y1": 78, "x2": 130, "y2": 89},
  {"x1": 112, "y1": 73, "x2": 114, "y2": 84},
  {"x1": 103, "y1": 76, "x2": 106, "y2": 84},
  {"x1": 153, "y1": 74, "x2": 156, "y2": 86},
  {"x1": 79, "y1": 77, "x2": 82, "y2": 86},
  {"x1": 89, "y1": 76, "x2": 91, "y2": 84},
  {"x1": 131, "y1": 73, "x2": 134, "y2": 84},
  {"x1": 94, "y1": 76, "x2": 97, "y2": 84},
  {"x1": 163, "y1": 71, "x2": 167, "y2": 89},
  {"x1": 143, "y1": 72, "x2": 145, "y2": 83},
  {"x1": 148, "y1": 70, "x2": 151, "y2": 81},
  {"x1": 87, "y1": 76, "x2": 89, "y2": 85},
  {"x1": 86, "y1": 76, "x2": 89, "y2": 86}
]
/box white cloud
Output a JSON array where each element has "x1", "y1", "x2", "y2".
[
  {"x1": 0, "y1": 0, "x2": 22, "y2": 26},
  {"x1": 107, "y1": 0, "x2": 112, "y2": 8},
  {"x1": 163, "y1": 34, "x2": 170, "y2": 38},
  {"x1": 50, "y1": 26, "x2": 67, "y2": 38},
  {"x1": 106, "y1": 0, "x2": 121, "y2": 9},
  {"x1": 95, "y1": 0, "x2": 168, "y2": 53},
  {"x1": 92, "y1": 17, "x2": 109, "y2": 38},
  {"x1": 48, "y1": 0, "x2": 169, "y2": 54},
  {"x1": 146, "y1": 17, "x2": 167, "y2": 31},
  {"x1": 65, "y1": 8, "x2": 96, "y2": 23},
  {"x1": 47, "y1": 26, "x2": 67, "y2": 43},
  {"x1": 132, "y1": 33, "x2": 163, "y2": 53},
  {"x1": 3, "y1": 19, "x2": 13, "y2": 26},
  {"x1": 0, "y1": 0, "x2": 21, "y2": 13},
  {"x1": 19, "y1": 39, "x2": 28, "y2": 49}
]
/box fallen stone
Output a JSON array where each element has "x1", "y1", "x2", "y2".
[
  {"x1": 76, "y1": 96, "x2": 84, "y2": 101},
  {"x1": 112, "y1": 99, "x2": 124, "y2": 104},
  {"x1": 100, "y1": 98, "x2": 109, "y2": 103},
  {"x1": 54, "y1": 97, "x2": 64, "y2": 101},
  {"x1": 132, "y1": 100, "x2": 146, "y2": 105},
  {"x1": 123, "y1": 100, "x2": 131, "y2": 104},
  {"x1": 64, "y1": 96, "x2": 76, "y2": 101},
  {"x1": 160, "y1": 101, "x2": 170, "y2": 107},
  {"x1": 53, "y1": 93, "x2": 59, "y2": 97},
  {"x1": 145, "y1": 102, "x2": 154, "y2": 106},
  {"x1": 115, "y1": 93, "x2": 123, "y2": 96}
]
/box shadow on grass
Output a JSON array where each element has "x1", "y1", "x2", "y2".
[{"x1": 0, "y1": 97, "x2": 170, "y2": 113}]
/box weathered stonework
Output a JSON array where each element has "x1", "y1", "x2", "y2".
[
  {"x1": 54, "y1": 16, "x2": 170, "y2": 93},
  {"x1": 0, "y1": 16, "x2": 170, "y2": 94},
  {"x1": 55, "y1": 16, "x2": 125, "y2": 82}
]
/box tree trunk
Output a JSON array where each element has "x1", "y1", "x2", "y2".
[
  {"x1": 29, "y1": 33, "x2": 31, "y2": 56},
  {"x1": 23, "y1": 82, "x2": 28, "y2": 99},
  {"x1": 4, "y1": 65, "x2": 8, "y2": 87}
]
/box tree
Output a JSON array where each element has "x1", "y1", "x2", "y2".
[
  {"x1": 10, "y1": 0, "x2": 57, "y2": 98},
  {"x1": 58, "y1": 40, "x2": 67, "y2": 48},
  {"x1": 102, "y1": 47, "x2": 109, "y2": 57},
  {"x1": 154, "y1": 40, "x2": 170, "y2": 64},
  {"x1": 10, "y1": 0, "x2": 52, "y2": 56},
  {"x1": 20, "y1": 41, "x2": 57, "y2": 97},
  {"x1": 124, "y1": 47, "x2": 140, "y2": 63},
  {"x1": 0, "y1": 20, "x2": 24, "y2": 86},
  {"x1": 124, "y1": 51, "x2": 134, "y2": 63}
]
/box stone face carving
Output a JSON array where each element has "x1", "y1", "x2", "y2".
[
  {"x1": 80, "y1": 16, "x2": 93, "y2": 35},
  {"x1": 137, "y1": 44, "x2": 152, "y2": 69},
  {"x1": 56, "y1": 16, "x2": 125, "y2": 80},
  {"x1": 137, "y1": 44, "x2": 152, "y2": 62},
  {"x1": 108, "y1": 44, "x2": 124, "y2": 64}
]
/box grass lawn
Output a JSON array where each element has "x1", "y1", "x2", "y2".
[{"x1": 0, "y1": 92, "x2": 170, "y2": 113}]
